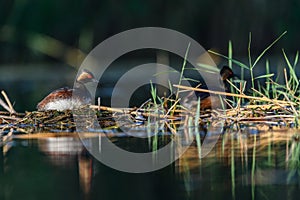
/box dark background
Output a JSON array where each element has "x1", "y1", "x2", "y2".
[{"x1": 0, "y1": 0, "x2": 299, "y2": 111}]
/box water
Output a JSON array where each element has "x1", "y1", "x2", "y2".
[
  {"x1": 0, "y1": 138, "x2": 181, "y2": 200},
  {"x1": 1, "y1": 131, "x2": 300, "y2": 200}
]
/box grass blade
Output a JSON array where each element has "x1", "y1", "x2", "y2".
[
  {"x1": 252, "y1": 31, "x2": 287, "y2": 68},
  {"x1": 208, "y1": 50, "x2": 249, "y2": 70}
]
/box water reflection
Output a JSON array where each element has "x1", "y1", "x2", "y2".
[
  {"x1": 78, "y1": 150, "x2": 93, "y2": 197},
  {"x1": 38, "y1": 137, "x2": 84, "y2": 167},
  {"x1": 37, "y1": 137, "x2": 94, "y2": 198},
  {"x1": 176, "y1": 129, "x2": 300, "y2": 199},
  {"x1": 1, "y1": 129, "x2": 300, "y2": 200}
]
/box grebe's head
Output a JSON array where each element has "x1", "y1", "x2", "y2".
[
  {"x1": 76, "y1": 69, "x2": 98, "y2": 84},
  {"x1": 220, "y1": 66, "x2": 235, "y2": 81}
]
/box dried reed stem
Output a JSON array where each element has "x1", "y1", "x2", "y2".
[
  {"x1": 1, "y1": 91, "x2": 16, "y2": 113},
  {"x1": 0, "y1": 98, "x2": 11, "y2": 113},
  {"x1": 173, "y1": 84, "x2": 294, "y2": 105},
  {"x1": 89, "y1": 105, "x2": 131, "y2": 113}
]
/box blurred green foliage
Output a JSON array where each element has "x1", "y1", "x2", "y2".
[{"x1": 0, "y1": 0, "x2": 300, "y2": 64}]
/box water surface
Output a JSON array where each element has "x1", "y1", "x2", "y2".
[{"x1": 1, "y1": 130, "x2": 300, "y2": 200}]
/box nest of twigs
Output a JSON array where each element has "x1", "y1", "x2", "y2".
[{"x1": 0, "y1": 83, "x2": 300, "y2": 136}]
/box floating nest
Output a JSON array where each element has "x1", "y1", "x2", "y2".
[
  {"x1": 0, "y1": 109, "x2": 117, "y2": 134},
  {"x1": 0, "y1": 84, "x2": 300, "y2": 136},
  {"x1": 0, "y1": 101, "x2": 298, "y2": 135}
]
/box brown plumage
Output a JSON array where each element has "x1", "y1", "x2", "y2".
[
  {"x1": 182, "y1": 66, "x2": 235, "y2": 110},
  {"x1": 200, "y1": 66, "x2": 234, "y2": 110},
  {"x1": 37, "y1": 70, "x2": 97, "y2": 111}
]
